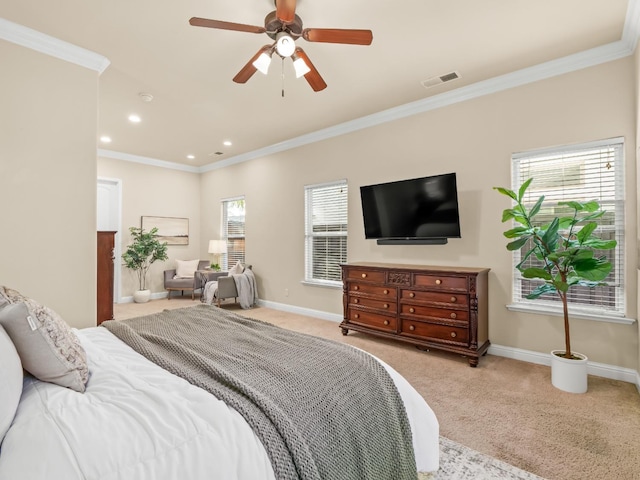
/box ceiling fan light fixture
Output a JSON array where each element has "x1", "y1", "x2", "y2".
[
  {"x1": 253, "y1": 51, "x2": 272, "y2": 75},
  {"x1": 275, "y1": 32, "x2": 295, "y2": 57},
  {"x1": 292, "y1": 54, "x2": 310, "y2": 78}
]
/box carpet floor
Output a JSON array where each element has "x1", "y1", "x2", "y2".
[{"x1": 113, "y1": 299, "x2": 640, "y2": 480}]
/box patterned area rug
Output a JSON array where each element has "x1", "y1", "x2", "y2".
[{"x1": 420, "y1": 437, "x2": 546, "y2": 480}]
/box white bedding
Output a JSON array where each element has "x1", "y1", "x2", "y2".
[{"x1": 0, "y1": 327, "x2": 439, "y2": 479}]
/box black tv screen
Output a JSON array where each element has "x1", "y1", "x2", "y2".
[{"x1": 360, "y1": 172, "x2": 461, "y2": 243}]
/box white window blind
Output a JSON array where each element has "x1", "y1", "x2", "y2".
[
  {"x1": 304, "y1": 180, "x2": 348, "y2": 284},
  {"x1": 511, "y1": 138, "x2": 625, "y2": 316},
  {"x1": 221, "y1": 197, "x2": 245, "y2": 270}
]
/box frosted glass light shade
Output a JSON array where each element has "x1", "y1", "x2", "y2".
[
  {"x1": 253, "y1": 52, "x2": 272, "y2": 75},
  {"x1": 293, "y1": 57, "x2": 310, "y2": 78}
]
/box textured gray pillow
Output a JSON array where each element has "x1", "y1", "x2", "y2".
[
  {"x1": 0, "y1": 286, "x2": 27, "y2": 305},
  {"x1": 0, "y1": 300, "x2": 88, "y2": 393},
  {"x1": 0, "y1": 324, "x2": 23, "y2": 443}
]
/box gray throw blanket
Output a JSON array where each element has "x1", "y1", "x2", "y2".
[
  {"x1": 102, "y1": 305, "x2": 417, "y2": 480},
  {"x1": 233, "y1": 267, "x2": 257, "y2": 308}
]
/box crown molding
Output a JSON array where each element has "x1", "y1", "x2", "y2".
[
  {"x1": 0, "y1": 18, "x2": 110, "y2": 74},
  {"x1": 98, "y1": 149, "x2": 200, "y2": 174},
  {"x1": 623, "y1": 0, "x2": 640, "y2": 52}
]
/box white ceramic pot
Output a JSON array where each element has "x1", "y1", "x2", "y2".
[
  {"x1": 133, "y1": 289, "x2": 151, "y2": 303},
  {"x1": 550, "y1": 350, "x2": 588, "y2": 394}
]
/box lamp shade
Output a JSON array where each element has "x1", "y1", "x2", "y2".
[{"x1": 208, "y1": 240, "x2": 227, "y2": 254}]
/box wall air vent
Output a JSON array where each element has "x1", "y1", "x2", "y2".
[{"x1": 421, "y1": 71, "x2": 460, "y2": 89}]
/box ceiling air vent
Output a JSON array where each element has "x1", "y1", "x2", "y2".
[
  {"x1": 208, "y1": 151, "x2": 224, "y2": 156},
  {"x1": 421, "y1": 71, "x2": 460, "y2": 89}
]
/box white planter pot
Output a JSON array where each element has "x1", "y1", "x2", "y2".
[
  {"x1": 133, "y1": 289, "x2": 151, "y2": 303},
  {"x1": 550, "y1": 350, "x2": 588, "y2": 394}
]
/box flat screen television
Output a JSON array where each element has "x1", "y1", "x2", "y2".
[{"x1": 360, "y1": 172, "x2": 461, "y2": 245}]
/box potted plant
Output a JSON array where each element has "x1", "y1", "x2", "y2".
[
  {"x1": 494, "y1": 178, "x2": 616, "y2": 393},
  {"x1": 122, "y1": 226, "x2": 169, "y2": 303}
]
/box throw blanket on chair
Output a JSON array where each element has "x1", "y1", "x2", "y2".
[
  {"x1": 233, "y1": 267, "x2": 257, "y2": 308},
  {"x1": 102, "y1": 305, "x2": 417, "y2": 480}
]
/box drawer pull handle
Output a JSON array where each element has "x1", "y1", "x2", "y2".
[
  {"x1": 383, "y1": 303, "x2": 389, "y2": 309},
  {"x1": 354, "y1": 314, "x2": 360, "y2": 319},
  {"x1": 409, "y1": 307, "x2": 415, "y2": 313},
  {"x1": 354, "y1": 298, "x2": 359, "y2": 304},
  {"x1": 450, "y1": 312, "x2": 457, "y2": 319},
  {"x1": 450, "y1": 332, "x2": 457, "y2": 338},
  {"x1": 354, "y1": 285, "x2": 359, "y2": 291},
  {"x1": 435, "y1": 279, "x2": 442, "y2": 285},
  {"x1": 409, "y1": 292, "x2": 415, "y2": 298},
  {"x1": 450, "y1": 296, "x2": 457, "y2": 303},
  {"x1": 383, "y1": 289, "x2": 389, "y2": 295},
  {"x1": 409, "y1": 325, "x2": 416, "y2": 331},
  {"x1": 361, "y1": 273, "x2": 367, "y2": 278},
  {"x1": 383, "y1": 320, "x2": 389, "y2": 326}
]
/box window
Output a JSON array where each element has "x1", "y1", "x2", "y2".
[
  {"x1": 510, "y1": 138, "x2": 625, "y2": 318},
  {"x1": 304, "y1": 180, "x2": 348, "y2": 285},
  {"x1": 221, "y1": 197, "x2": 245, "y2": 270}
]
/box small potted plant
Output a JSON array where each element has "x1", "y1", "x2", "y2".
[
  {"x1": 122, "y1": 226, "x2": 169, "y2": 303},
  {"x1": 494, "y1": 178, "x2": 616, "y2": 393}
]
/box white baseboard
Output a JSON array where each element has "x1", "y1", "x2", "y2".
[
  {"x1": 260, "y1": 299, "x2": 640, "y2": 391},
  {"x1": 119, "y1": 291, "x2": 169, "y2": 304}
]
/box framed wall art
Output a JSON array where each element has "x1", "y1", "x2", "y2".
[{"x1": 141, "y1": 216, "x2": 189, "y2": 245}]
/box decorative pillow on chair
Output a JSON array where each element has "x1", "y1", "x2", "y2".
[
  {"x1": 0, "y1": 299, "x2": 89, "y2": 393},
  {"x1": 0, "y1": 285, "x2": 28, "y2": 305},
  {"x1": 0, "y1": 325, "x2": 23, "y2": 444},
  {"x1": 229, "y1": 261, "x2": 244, "y2": 276},
  {"x1": 174, "y1": 259, "x2": 200, "y2": 278}
]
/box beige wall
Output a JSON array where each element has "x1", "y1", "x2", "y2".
[
  {"x1": 97, "y1": 157, "x2": 202, "y2": 298},
  {"x1": 0, "y1": 41, "x2": 98, "y2": 329},
  {"x1": 635, "y1": 41, "x2": 640, "y2": 377},
  {"x1": 200, "y1": 58, "x2": 638, "y2": 370}
]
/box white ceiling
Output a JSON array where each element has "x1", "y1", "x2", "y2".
[{"x1": 0, "y1": 0, "x2": 634, "y2": 169}]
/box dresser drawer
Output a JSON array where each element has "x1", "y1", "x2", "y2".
[
  {"x1": 347, "y1": 309, "x2": 396, "y2": 332},
  {"x1": 346, "y1": 269, "x2": 386, "y2": 283},
  {"x1": 400, "y1": 320, "x2": 469, "y2": 345},
  {"x1": 400, "y1": 303, "x2": 468, "y2": 322},
  {"x1": 401, "y1": 289, "x2": 468, "y2": 307},
  {"x1": 349, "y1": 296, "x2": 397, "y2": 313},
  {"x1": 349, "y1": 282, "x2": 396, "y2": 298},
  {"x1": 413, "y1": 274, "x2": 468, "y2": 291}
]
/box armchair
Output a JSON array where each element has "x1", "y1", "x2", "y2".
[
  {"x1": 164, "y1": 259, "x2": 210, "y2": 300},
  {"x1": 203, "y1": 265, "x2": 255, "y2": 308}
]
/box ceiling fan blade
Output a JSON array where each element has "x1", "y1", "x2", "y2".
[
  {"x1": 302, "y1": 28, "x2": 373, "y2": 45},
  {"x1": 275, "y1": 0, "x2": 297, "y2": 24},
  {"x1": 295, "y1": 47, "x2": 327, "y2": 92},
  {"x1": 233, "y1": 45, "x2": 272, "y2": 84},
  {"x1": 189, "y1": 17, "x2": 266, "y2": 34}
]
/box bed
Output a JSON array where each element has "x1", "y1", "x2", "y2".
[{"x1": 0, "y1": 291, "x2": 439, "y2": 480}]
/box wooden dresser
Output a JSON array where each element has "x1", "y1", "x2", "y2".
[
  {"x1": 97, "y1": 231, "x2": 116, "y2": 325},
  {"x1": 340, "y1": 262, "x2": 490, "y2": 366}
]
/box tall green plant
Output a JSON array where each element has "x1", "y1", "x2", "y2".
[
  {"x1": 122, "y1": 227, "x2": 169, "y2": 291},
  {"x1": 494, "y1": 178, "x2": 616, "y2": 359}
]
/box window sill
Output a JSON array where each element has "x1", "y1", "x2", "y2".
[
  {"x1": 506, "y1": 303, "x2": 636, "y2": 325},
  {"x1": 300, "y1": 280, "x2": 342, "y2": 290}
]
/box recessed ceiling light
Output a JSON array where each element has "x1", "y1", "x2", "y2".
[
  {"x1": 187, "y1": 155, "x2": 195, "y2": 160},
  {"x1": 128, "y1": 114, "x2": 141, "y2": 123},
  {"x1": 100, "y1": 136, "x2": 112, "y2": 143},
  {"x1": 223, "y1": 140, "x2": 232, "y2": 146}
]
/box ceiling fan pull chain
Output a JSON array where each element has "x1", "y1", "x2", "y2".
[{"x1": 281, "y1": 57, "x2": 285, "y2": 97}]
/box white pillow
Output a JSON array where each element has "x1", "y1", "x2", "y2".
[
  {"x1": 175, "y1": 259, "x2": 200, "y2": 278},
  {"x1": 229, "y1": 261, "x2": 244, "y2": 276},
  {"x1": 0, "y1": 324, "x2": 23, "y2": 443},
  {"x1": 0, "y1": 300, "x2": 89, "y2": 393}
]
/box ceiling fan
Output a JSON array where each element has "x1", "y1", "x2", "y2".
[{"x1": 189, "y1": 0, "x2": 373, "y2": 92}]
